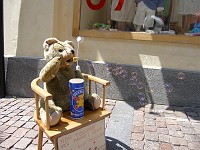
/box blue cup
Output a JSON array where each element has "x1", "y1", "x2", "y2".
[{"x1": 69, "y1": 78, "x2": 84, "y2": 119}]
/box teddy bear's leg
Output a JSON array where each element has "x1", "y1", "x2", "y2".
[
  {"x1": 40, "y1": 107, "x2": 61, "y2": 126},
  {"x1": 39, "y1": 99, "x2": 62, "y2": 126}
]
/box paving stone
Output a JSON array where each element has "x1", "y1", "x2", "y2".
[
  {"x1": 18, "y1": 110, "x2": 30, "y2": 116},
  {"x1": 132, "y1": 126, "x2": 144, "y2": 133},
  {"x1": 144, "y1": 125, "x2": 157, "y2": 132},
  {"x1": 8, "y1": 106, "x2": 20, "y2": 112},
  {"x1": 174, "y1": 111, "x2": 188, "y2": 119},
  {"x1": 169, "y1": 130, "x2": 184, "y2": 138},
  {"x1": 19, "y1": 105, "x2": 28, "y2": 110},
  {"x1": 132, "y1": 133, "x2": 144, "y2": 141},
  {"x1": 172, "y1": 146, "x2": 189, "y2": 150},
  {"x1": 188, "y1": 142, "x2": 200, "y2": 150},
  {"x1": 144, "y1": 140, "x2": 159, "y2": 150},
  {"x1": 167, "y1": 124, "x2": 181, "y2": 131},
  {"x1": 160, "y1": 143, "x2": 172, "y2": 150},
  {"x1": 32, "y1": 136, "x2": 48, "y2": 145},
  {"x1": 145, "y1": 118, "x2": 156, "y2": 126},
  {"x1": 0, "y1": 136, "x2": 20, "y2": 149},
  {"x1": 156, "y1": 121, "x2": 167, "y2": 128},
  {"x1": 42, "y1": 143, "x2": 55, "y2": 150},
  {"x1": 1, "y1": 117, "x2": 10, "y2": 123},
  {"x1": 24, "y1": 129, "x2": 38, "y2": 138},
  {"x1": 0, "y1": 146, "x2": 8, "y2": 150},
  {"x1": 20, "y1": 115, "x2": 32, "y2": 121},
  {"x1": 10, "y1": 116, "x2": 22, "y2": 121},
  {"x1": 184, "y1": 134, "x2": 200, "y2": 142},
  {"x1": 179, "y1": 121, "x2": 193, "y2": 128},
  {"x1": 12, "y1": 127, "x2": 30, "y2": 138},
  {"x1": 14, "y1": 137, "x2": 32, "y2": 149},
  {"x1": 156, "y1": 117, "x2": 166, "y2": 122},
  {"x1": 159, "y1": 134, "x2": 170, "y2": 143},
  {"x1": 157, "y1": 127, "x2": 169, "y2": 135},
  {"x1": 166, "y1": 119, "x2": 178, "y2": 125},
  {"x1": 4, "y1": 126, "x2": 18, "y2": 134},
  {"x1": 181, "y1": 126, "x2": 197, "y2": 134},
  {"x1": 145, "y1": 113, "x2": 158, "y2": 119},
  {"x1": 0, "y1": 124, "x2": 10, "y2": 131},
  {"x1": 26, "y1": 111, "x2": 35, "y2": 117},
  {"x1": 23, "y1": 121, "x2": 36, "y2": 129},
  {"x1": 0, "y1": 132, "x2": 11, "y2": 144},
  {"x1": 7, "y1": 112, "x2": 18, "y2": 118},
  {"x1": 26, "y1": 143, "x2": 38, "y2": 150},
  {"x1": 145, "y1": 131, "x2": 158, "y2": 141},
  {"x1": 131, "y1": 140, "x2": 144, "y2": 150},
  {"x1": 5, "y1": 120, "x2": 16, "y2": 126},
  {"x1": 12, "y1": 109, "x2": 22, "y2": 114},
  {"x1": 170, "y1": 136, "x2": 187, "y2": 146},
  {"x1": 133, "y1": 121, "x2": 144, "y2": 126},
  {"x1": 12, "y1": 120, "x2": 26, "y2": 127}
]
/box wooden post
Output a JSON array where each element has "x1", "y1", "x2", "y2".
[{"x1": 0, "y1": 0, "x2": 5, "y2": 98}]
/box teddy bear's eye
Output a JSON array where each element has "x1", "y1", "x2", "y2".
[{"x1": 58, "y1": 49, "x2": 63, "y2": 52}]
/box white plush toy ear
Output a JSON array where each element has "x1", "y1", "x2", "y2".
[
  {"x1": 64, "y1": 40, "x2": 75, "y2": 49},
  {"x1": 43, "y1": 38, "x2": 59, "y2": 51}
]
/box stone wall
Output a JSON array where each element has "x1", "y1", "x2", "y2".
[{"x1": 4, "y1": 57, "x2": 200, "y2": 107}]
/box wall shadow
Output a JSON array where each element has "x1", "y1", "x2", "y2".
[{"x1": 79, "y1": 59, "x2": 200, "y2": 121}]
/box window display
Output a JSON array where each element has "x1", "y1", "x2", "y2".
[{"x1": 78, "y1": 0, "x2": 200, "y2": 35}]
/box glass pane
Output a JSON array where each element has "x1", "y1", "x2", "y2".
[{"x1": 80, "y1": 0, "x2": 200, "y2": 35}]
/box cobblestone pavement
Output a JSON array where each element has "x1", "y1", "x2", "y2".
[
  {"x1": 0, "y1": 98, "x2": 116, "y2": 150},
  {"x1": 1, "y1": 98, "x2": 200, "y2": 150},
  {"x1": 131, "y1": 104, "x2": 200, "y2": 150}
]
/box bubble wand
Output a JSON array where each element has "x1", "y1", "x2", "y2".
[{"x1": 73, "y1": 36, "x2": 82, "y2": 71}]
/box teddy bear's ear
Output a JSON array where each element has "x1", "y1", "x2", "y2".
[
  {"x1": 43, "y1": 38, "x2": 59, "y2": 51},
  {"x1": 64, "y1": 40, "x2": 75, "y2": 49}
]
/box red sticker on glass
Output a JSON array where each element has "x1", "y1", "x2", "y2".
[
  {"x1": 86, "y1": 0, "x2": 106, "y2": 10},
  {"x1": 114, "y1": 0, "x2": 124, "y2": 11}
]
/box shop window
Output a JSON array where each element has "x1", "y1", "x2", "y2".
[{"x1": 73, "y1": 0, "x2": 200, "y2": 45}]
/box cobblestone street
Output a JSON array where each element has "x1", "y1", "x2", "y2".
[
  {"x1": 131, "y1": 104, "x2": 200, "y2": 150},
  {"x1": 1, "y1": 97, "x2": 200, "y2": 150}
]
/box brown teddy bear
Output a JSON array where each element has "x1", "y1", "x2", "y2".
[{"x1": 39, "y1": 37, "x2": 101, "y2": 126}]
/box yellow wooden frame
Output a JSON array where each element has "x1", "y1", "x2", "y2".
[{"x1": 72, "y1": 0, "x2": 200, "y2": 45}]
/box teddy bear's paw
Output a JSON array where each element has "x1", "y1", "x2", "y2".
[
  {"x1": 92, "y1": 93, "x2": 101, "y2": 110},
  {"x1": 54, "y1": 106, "x2": 63, "y2": 112}
]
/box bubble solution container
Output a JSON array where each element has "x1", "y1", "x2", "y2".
[{"x1": 69, "y1": 78, "x2": 84, "y2": 119}]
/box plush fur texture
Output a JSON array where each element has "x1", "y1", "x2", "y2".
[{"x1": 39, "y1": 38, "x2": 100, "y2": 126}]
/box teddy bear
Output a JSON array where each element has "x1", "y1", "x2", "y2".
[{"x1": 39, "y1": 37, "x2": 101, "y2": 126}]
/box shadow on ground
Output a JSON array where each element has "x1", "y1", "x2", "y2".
[{"x1": 106, "y1": 136, "x2": 132, "y2": 150}]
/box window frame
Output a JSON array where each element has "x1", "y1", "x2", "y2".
[{"x1": 72, "y1": 0, "x2": 200, "y2": 45}]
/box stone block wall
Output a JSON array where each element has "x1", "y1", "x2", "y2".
[{"x1": 4, "y1": 57, "x2": 200, "y2": 107}]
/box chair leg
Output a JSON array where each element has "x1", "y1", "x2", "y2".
[
  {"x1": 38, "y1": 128, "x2": 43, "y2": 150},
  {"x1": 54, "y1": 138, "x2": 58, "y2": 150}
]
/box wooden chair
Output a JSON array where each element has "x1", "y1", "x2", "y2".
[{"x1": 31, "y1": 73, "x2": 111, "y2": 150}]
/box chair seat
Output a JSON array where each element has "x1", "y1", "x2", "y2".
[{"x1": 34, "y1": 109, "x2": 111, "y2": 142}]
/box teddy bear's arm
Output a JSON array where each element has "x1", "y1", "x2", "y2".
[
  {"x1": 39, "y1": 56, "x2": 62, "y2": 82},
  {"x1": 74, "y1": 70, "x2": 84, "y2": 79}
]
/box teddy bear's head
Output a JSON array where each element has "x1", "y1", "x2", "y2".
[{"x1": 43, "y1": 38, "x2": 75, "y2": 67}]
